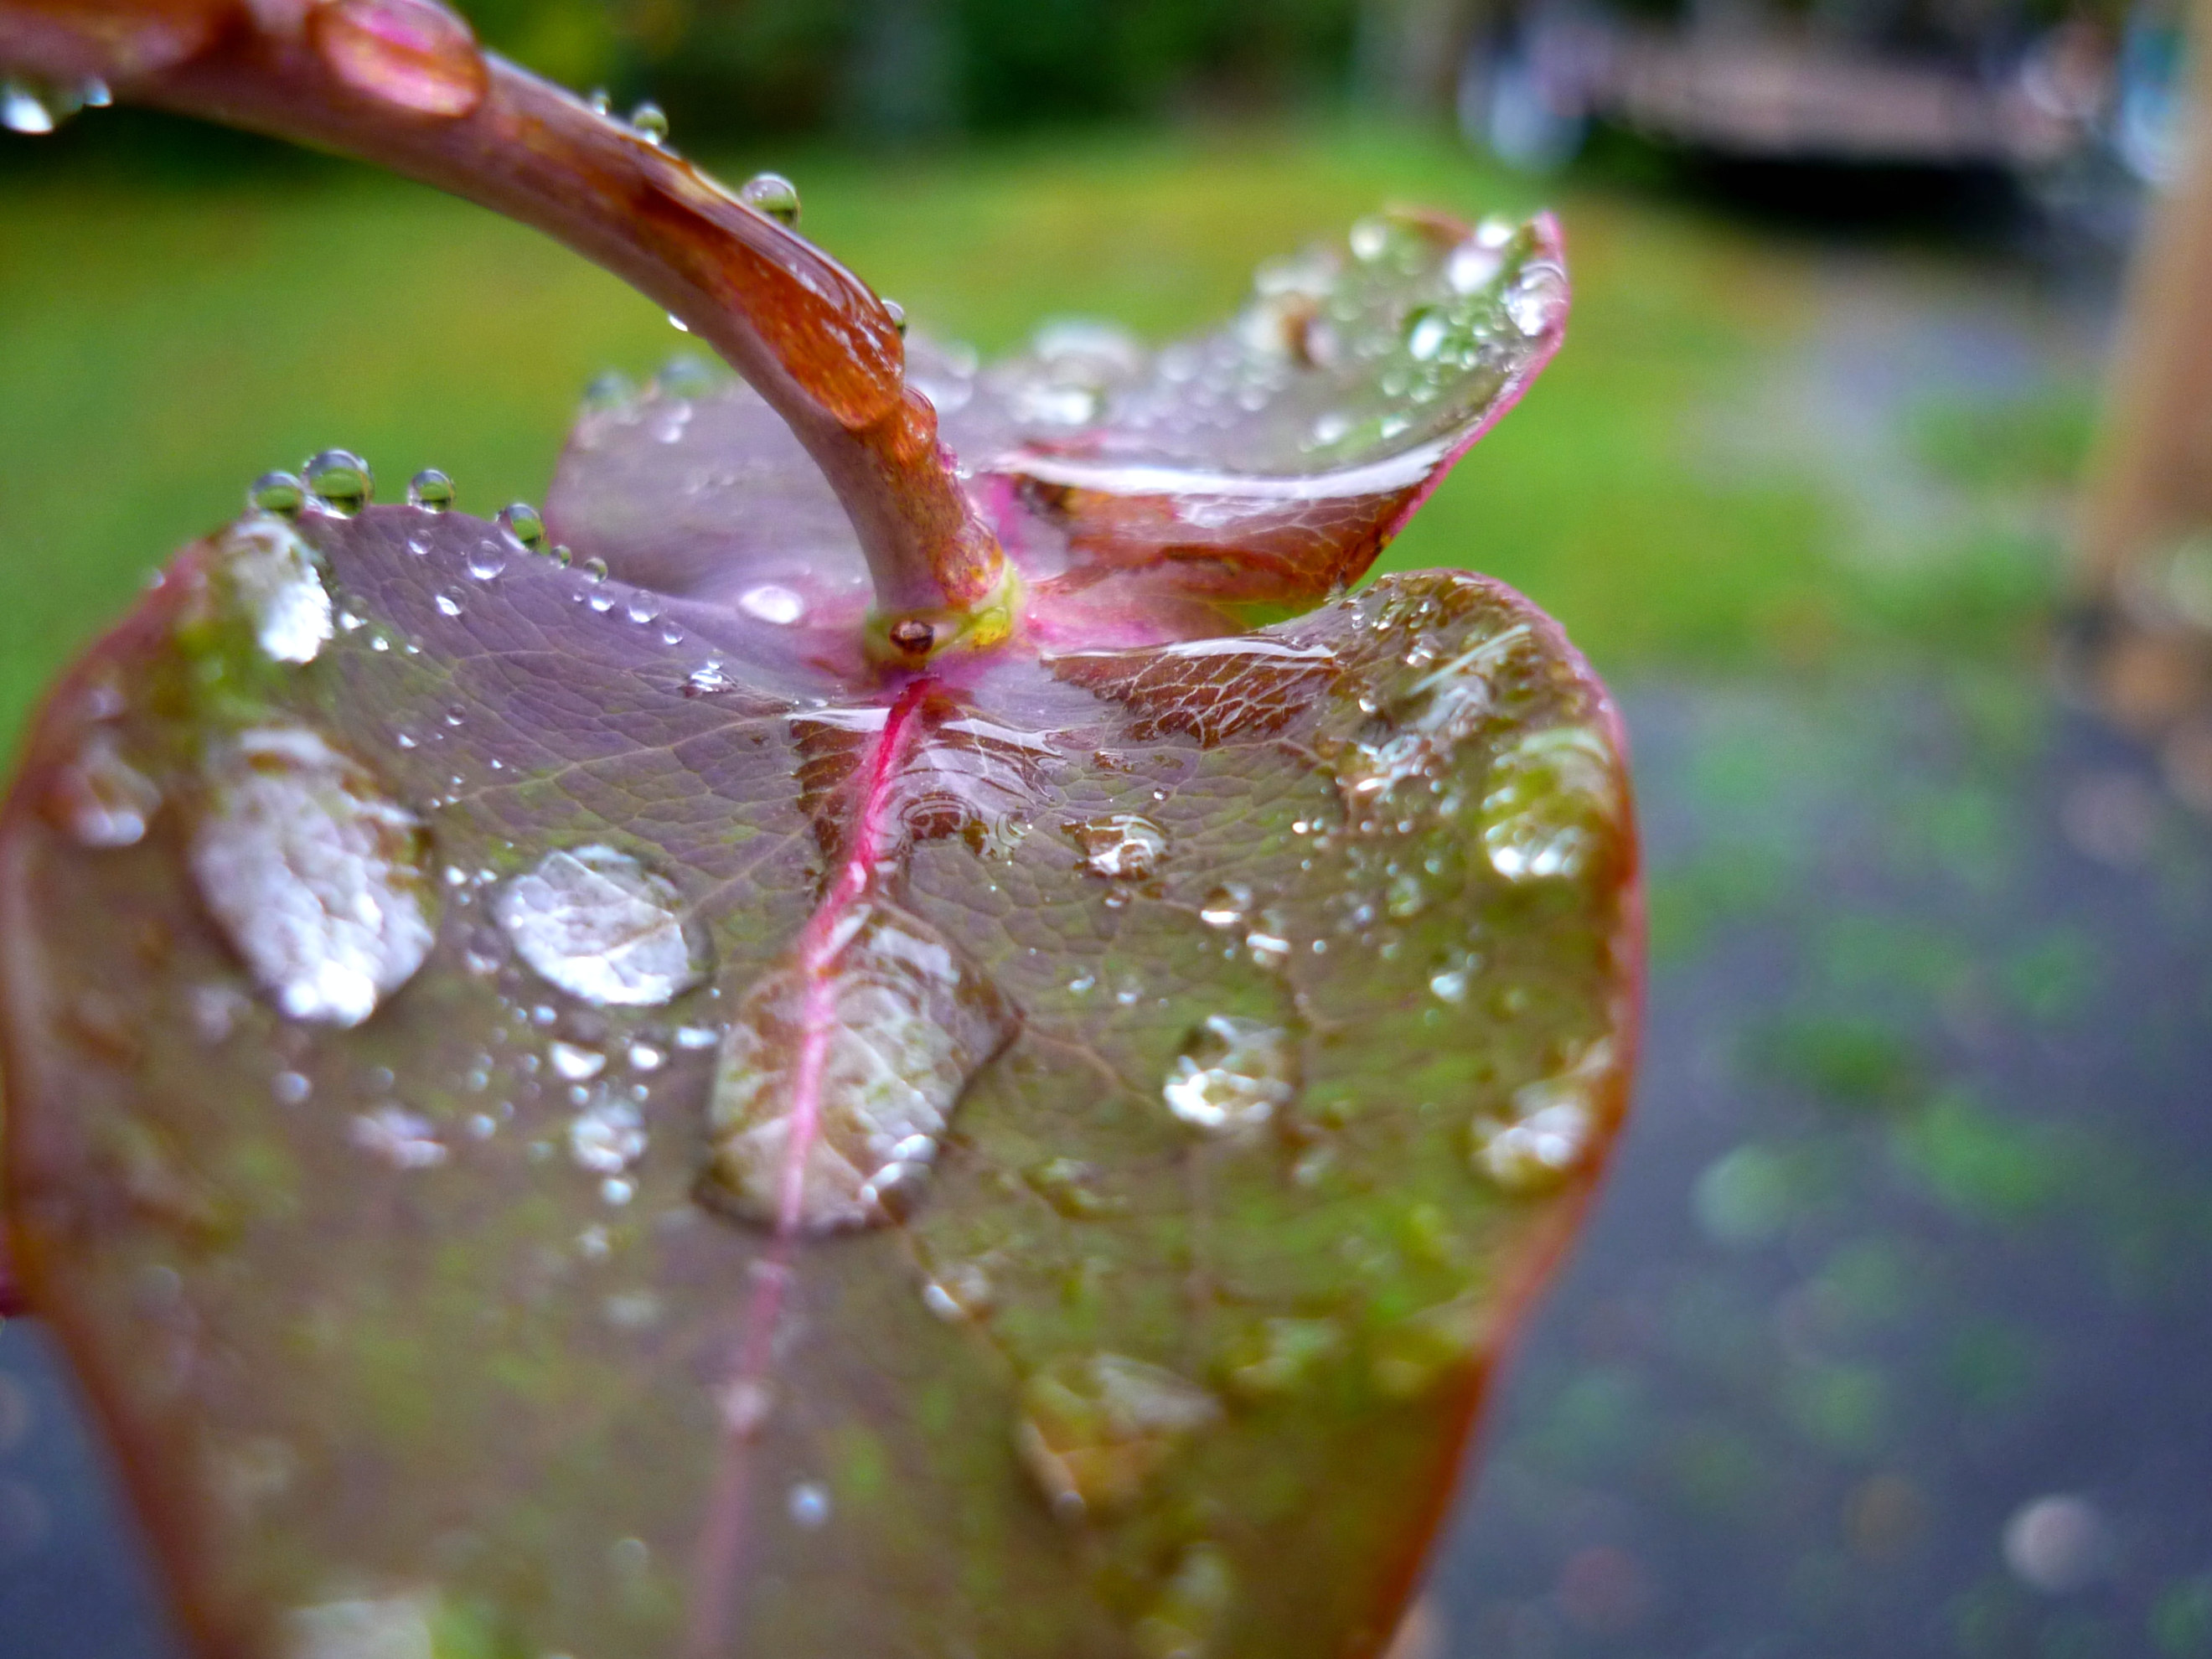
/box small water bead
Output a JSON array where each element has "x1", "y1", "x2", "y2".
[
  {"x1": 787, "y1": 1481, "x2": 831, "y2": 1529},
  {"x1": 494, "y1": 501, "x2": 544, "y2": 554},
  {"x1": 581, "y1": 556, "x2": 609, "y2": 583},
  {"x1": 1197, "y1": 884, "x2": 1252, "y2": 929},
  {"x1": 271, "y1": 1070, "x2": 313, "y2": 1106},
  {"x1": 1347, "y1": 216, "x2": 1392, "y2": 261},
  {"x1": 190, "y1": 728, "x2": 437, "y2": 1027},
  {"x1": 1405, "y1": 307, "x2": 1450, "y2": 362},
  {"x1": 685, "y1": 660, "x2": 731, "y2": 695},
  {"x1": 1472, "y1": 1038, "x2": 1613, "y2": 1193},
  {"x1": 921, "y1": 1258, "x2": 995, "y2": 1322},
  {"x1": 736, "y1": 584, "x2": 805, "y2": 626},
  {"x1": 406, "y1": 468, "x2": 454, "y2": 511},
  {"x1": 624, "y1": 592, "x2": 663, "y2": 627},
  {"x1": 53, "y1": 731, "x2": 162, "y2": 849},
  {"x1": 466, "y1": 542, "x2": 506, "y2": 581},
  {"x1": 302, "y1": 450, "x2": 373, "y2": 516},
  {"x1": 737, "y1": 171, "x2": 801, "y2": 226},
  {"x1": 568, "y1": 1094, "x2": 646, "y2": 1175},
  {"x1": 434, "y1": 592, "x2": 463, "y2": 618},
  {"x1": 1069, "y1": 814, "x2": 1167, "y2": 881},
  {"x1": 549, "y1": 1040, "x2": 605, "y2": 1082},
  {"x1": 308, "y1": 0, "x2": 487, "y2": 117},
  {"x1": 1163, "y1": 1016, "x2": 1295, "y2": 1134},
  {"x1": 1505, "y1": 261, "x2": 1569, "y2": 339},
  {"x1": 1221, "y1": 1315, "x2": 1345, "y2": 1403},
  {"x1": 0, "y1": 74, "x2": 105, "y2": 136},
  {"x1": 628, "y1": 101, "x2": 669, "y2": 146},
  {"x1": 1015, "y1": 1354, "x2": 1221, "y2": 1521},
  {"x1": 248, "y1": 471, "x2": 307, "y2": 518},
  {"x1": 1243, "y1": 932, "x2": 1291, "y2": 973},
  {"x1": 627, "y1": 1040, "x2": 664, "y2": 1072},
  {"x1": 493, "y1": 845, "x2": 708, "y2": 1008},
  {"x1": 349, "y1": 1107, "x2": 447, "y2": 1170}
]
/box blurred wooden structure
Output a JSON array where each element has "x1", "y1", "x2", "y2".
[{"x1": 2077, "y1": 0, "x2": 2212, "y2": 800}]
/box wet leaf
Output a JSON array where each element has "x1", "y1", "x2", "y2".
[{"x1": 0, "y1": 210, "x2": 1636, "y2": 1659}]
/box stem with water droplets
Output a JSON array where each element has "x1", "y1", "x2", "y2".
[{"x1": 0, "y1": 0, "x2": 1007, "y2": 623}]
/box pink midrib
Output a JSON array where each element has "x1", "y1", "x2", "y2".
[{"x1": 683, "y1": 674, "x2": 931, "y2": 1659}]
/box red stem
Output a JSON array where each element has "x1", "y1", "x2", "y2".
[{"x1": 0, "y1": 0, "x2": 1004, "y2": 616}]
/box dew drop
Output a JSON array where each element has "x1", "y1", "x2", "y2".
[
  {"x1": 568, "y1": 1093, "x2": 646, "y2": 1175},
  {"x1": 1197, "y1": 883, "x2": 1252, "y2": 929},
  {"x1": 922, "y1": 1258, "x2": 995, "y2": 1322},
  {"x1": 1068, "y1": 814, "x2": 1167, "y2": 881},
  {"x1": 493, "y1": 845, "x2": 708, "y2": 1007},
  {"x1": 220, "y1": 518, "x2": 333, "y2": 665},
  {"x1": 549, "y1": 1039, "x2": 605, "y2": 1082},
  {"x1": 302, "y1": 450, "x2": 373, "y2": 516},
  {"x1": 629, "y1": 101, "x2": 669, "y2": 145},
  {"x1": 349, "y1": 1106, "x2": 447, "y2": 1170},
  {"x1": 1481, "y1": 726, "x2": 1619, "y2": 883},
  {"x1": 705, "y1": 898, "x2": 1017, "y2": 1233},
  {"x1": 1015, "y1": 1354, "x2": 1220, "y2": 1522},
  {"x1": 1243, "y1": 931, "x2": 1291, "y2": 973},
  {"x1": 2, "y1": 77, "x2": 61, "y2": 135},
  {"x1": 189, "y1": 728, "x2": 437, "y2": 1027},
  {"x1": 497, "y1": 500, "x2": 545, "y2": 551},
  {"x1": 434, "y1": 592, "x2": 463, "y2": 618},
  {"x1": 52, "y1": 731, "x2": 162, "y2": 848},
  {"x1": 1163, "y1": 1016, "x2": 1295, "y2": 1134},
  {"x1": 271, "y1": 1069, "x2": 313, "y2": 1106},
  {"x1": 737, "y1": 584, "x2": 805, "y2": 626},
  {"x1": 247, "y1": 471, "x2": 306, "y2": 518},
  {"x1": 1472, "y1": 1038, "x2": 1613, "y2": 1193},
  {"x1": 1405, "y1": 307, "x2": 1450, "y2": 362},
  {"x1": 1505, "y1": 261, "x2": 1568, "y2": 339},
  {"x1": 738, "y1": 171, "x2": 800, "y2": 226},
  {"x1": 787, "y1": 1481, "x2": 830, "y2": 1529},
  {"x1": 581, "y1": 556, "x2": 609, "y2": 583},
  {"x1": 686, "y1": 660, "x2": 731, "y2": 695},
  {"x1": 406, "y1": 468, "x2": 454, "y2": 511},
  {"x1": 308, "y1": 0, "x2": 488, "y2": 117},
  {"x1": 467, "y1": 541, "x2": 507, "y2": 581}
]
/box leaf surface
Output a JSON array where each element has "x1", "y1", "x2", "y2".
[{"x1": 0, "y1": 209, "x2": 1636, "y2": 1659}]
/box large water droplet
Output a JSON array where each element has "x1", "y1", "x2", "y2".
[
  {"x1": 1481, "y1": 726, "x2": 1620, "y2": 883},
  {"x1": 190, "y1": 729, "x2": 437, "y2": 1027},
  {"x1": 308, "y1": 0, "x2": 488, "y2": 117},
  {"x1": 1069, "y1": 814, "x2": 1167, "y2": 881},
  {"x1": 247, "y1": 471, "x2": 306, "y2": 519},
  {"x1": 1, "y1": 75, "x2": 101, "y2": 135},
  {"x1": 406, "y1": 468, "x2": 454, "y2": 511},
  {"x1": 737, "y1": 584, "x2": 805, "y2": 626},
  {"x1": 493, "y1": 845, "x2": 708, "y2": 1007},
  {"x1": 629, "y1": 101, "x2": 669, "y2": 146},
  {"x1": 738, "y1": 171, "x2": 800, "y2": 225},
  {"x1": 51, "y1": 731, "x2": 162, "y2": 849},
  {"x1": 1015, "y1": 1353, "x2": 1220, "y2": 1522},
  {"x1": 705, "y1": 897, "x2": 1017, "y2": 1233},
  {"x1": 1163, "y1": 1016, "x2": 1295, "y2": 1134},
  {"x1": 302, "y1": 450, "x2": 373, "y2": 516},
  {"x1": 219, "y1": 519, "x2": 333, "y2": 666},
  {"x1": 494, "y1": 502, "x2": 543, "y2": 554},
  {"x1": 1472, "y1": 1038, "x2": 1613, "y2": 1193}
]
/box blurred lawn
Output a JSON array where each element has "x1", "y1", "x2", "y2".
[{"x1": 0, "y1": 120, "x2": 2054, "y2": 752}]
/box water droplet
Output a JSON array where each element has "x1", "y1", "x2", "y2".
[
  {"x1": 406, "y1": 468, "x2": 454, "y2": 511},
  {"x1": 493, "y1": 845, "x2": 708, "y2": 1007},
  {"x1": 1386, "y1": 871, "x2": 1427, "y2": 919},
  {"x1": 787, "y1": 1481, "x2": 830, "y2": 1528},
  {"x1": 51, "y1": 731, "x2": 161, "y2": 848},
  {"x1": 1028, "y1": 1157, "x2": 1124, "y2": 1219},
  {"x1": 1405, "y1": 307, "x2": 1450, "y2": 362},
  {"x1": 624, "y1": 592, "x2": 663, "y2": 626},
  {"x1": 1221, "y1": 1316, "x2": 1343, "y2": 1402},
  {"x1": 922, "y1": 1258, "x2": 995, "y2": 1322},
  {"x1": 705, "y1": 897, "x2": 1017, "y2": 1233},
  {"x1": 737, "y1": 584, "x2": 805, "y2": 626},
  {"x1": 1481, "y1": 726, "x2": 1619, "y2": 883},
  {"x1": 686, "y1": 660, "x2": 731, "y2": 695},
  {"x1": 248, "y1": 471, "x2": 306, "y2": 518},
  {"x1": 287, "y1": 1589, "x2": 442, "y2": 1659},
  {"x1": 302, "y1": 450, "x2": 373, "y2": 515},
  {"x1": 1471, "y1": 1038, "x2": 1613, "y2": 1193},
  {"x1": 0, "y1": 74, "x2": 103, "y2": 135},
  {"x1": 568, "y1": 1093, "x2": 645, "y2": 1175},
  {"x1": 308, "y1": 0, "x2": 487, "y2": 117},
  {"x1": 1347, "y1": 216, "x2": 1393, "y2": 261},
  {"x1": 271, "y1": 1069, "x2": 313, "y2": 1105},
  {"x1": 628, "y1": 1040, "x2": 664, "y2": 1072},
  {"x1": 434, "y1": 592, "x2": 463, "y2": 618},
  {"x1": 581, "y1": 556, "x2": 609, "y2": 583},
  {"x1": 190, "y1": 728, "x2": 437, "y2": 1027},
  {"x1": 1069, "y1": 814, "x2": 1167, "y2": 881},
  {"x1": 549, "y1": 1039, "x2": 605, "y2": 1081},
  {"x1": 1504, "y1": 261, "x2": 1568, "y2": 339},
  {"x1": 1015, "y1": 1354, "x2": 1220, "y2": 1521},
  {"x1": 738, "y1": 171, "x2": 800, "y2": 226},
  {"x1": 1163, "y1": 1016, "x2": 1295, "y2": 1134},
  {"x1": 629, "y1": 101, "x2": 669, "y2": 145},
  {"x1": 219, "y1": 518, "x2": 333, "y2": 666},
  {"x1": 349, "y1": 1107, "x2": 447, "y2": 1170},
  {"x1": 497, "y1": 500, "x2": 545, "y2": 551},
  {"x1": 1135, "y1": 1542, "x2": 1237, "y2": 1659},
  {"x1": 1446, "y1": 242, "x2": 1503, "y2": 294},
  {"x1": 1197, "y1": 883, "x2": 1251, "y2": 929},
  {"x1": 467, "y1": 542, "x2": 507, "y2": 581}
]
